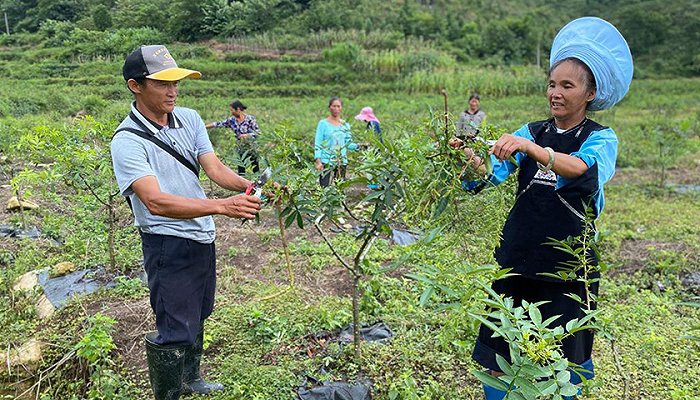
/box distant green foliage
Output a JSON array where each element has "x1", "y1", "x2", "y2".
[
  {"x1": 1, "y1": 0, "x2": 698, "y2": 75},
  {"x1": 322, "y1": 42, "x2": 361, "y2": 67},
  {"x1": 91, "y1": 4, "x2": 112, "y2": 31}
]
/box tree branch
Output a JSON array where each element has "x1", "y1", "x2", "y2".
[
  {"x1": 342, "y1": 200, "x2": 369, "y2": 223},
  {"x1": 313, "y1": 215, "x2": 356, "y2": 276},
  {"x1": 78, "y1": 172, "x2": 109, "y2": 207}
]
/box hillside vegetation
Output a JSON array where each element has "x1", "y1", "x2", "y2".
[{"x1": 1, "y1": 0, "x2": 699, "y2": 77}]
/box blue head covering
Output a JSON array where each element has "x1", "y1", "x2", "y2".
[{"x1": 549, "y1": 17, "x2": 633, "y2": 111}]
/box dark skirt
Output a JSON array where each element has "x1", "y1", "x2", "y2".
[{"x1": 472, "y1": 274, "x2": 598, "y2": 372}]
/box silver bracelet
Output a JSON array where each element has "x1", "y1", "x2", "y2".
[{"x1": 537, "y1": 146, "x2": 555, "y2": 172}]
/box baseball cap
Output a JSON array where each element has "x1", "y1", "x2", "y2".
[{"x1": 123, "y1": 45, "x2": 202, "y2": 81}]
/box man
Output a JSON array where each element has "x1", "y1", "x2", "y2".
[
  {"x1": 206, "y1": 100, "x2": 260, "y2": 175},
  {"x1": 111, "y1": 45, "x2": 261, "y2": 400}
]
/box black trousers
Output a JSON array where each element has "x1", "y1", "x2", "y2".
[
  {"x1": 319, "y1": 164, "x2": 347, "y2": 188},
  {"x1": 472, "y1": 274, "x2": 598, "y2": 372},
  {"x1": 140, "y1": 232, "x2": 216, "y2": 346}
]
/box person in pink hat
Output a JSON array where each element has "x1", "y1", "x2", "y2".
[{"x1": 355, "y1": 106, "x2": 383, "y2": 144}]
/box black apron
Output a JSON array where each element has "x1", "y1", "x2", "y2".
[{"x1": 494, "y1": 118, "x2": 606, "y2": 281}]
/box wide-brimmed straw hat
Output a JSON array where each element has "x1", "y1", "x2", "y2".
[
  {"x1": 549, "y1": 17, "x2": 633, "y2": 111},
  {"x1": 354, "y1": 107, "x2": 379, "y2": 123}
]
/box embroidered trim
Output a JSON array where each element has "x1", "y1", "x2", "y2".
[{"x1": 557, "y1": 193, "x2": 586, "y2": 220}]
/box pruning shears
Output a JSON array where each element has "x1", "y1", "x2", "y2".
[
  {"x1": 245, "y1": 167, "x2": 272, "y2": 199},
  {"x1": 456, "y1": 129, "x2": 497, "y2": 148},
  {"x1": 474, "y1": 136, "x2": 497, "y2": 147},
  {"x1": 241, "y1": 167, "x2": 272, "y2": 226}
]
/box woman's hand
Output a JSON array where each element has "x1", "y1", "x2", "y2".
[
  {"x1": 314, "y1": 159, "x2": 324, "y2": 171},
  {"x1": 463, "y1": 147, "x2": 487, "y2": 174},
  {"x1": 490, "y1": 134, "x2": 533, "y2": 161},
  {"x1": 448, "y1": 137, "x2": 464, "y2": 149}
]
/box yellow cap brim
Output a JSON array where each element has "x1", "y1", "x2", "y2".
[{"x1": 147, "y1": 68, "x2": 202, "y2": 81}]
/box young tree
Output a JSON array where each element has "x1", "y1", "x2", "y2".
[{"x1": 14, "y1": 117, "x2": 128, "y2": 272}]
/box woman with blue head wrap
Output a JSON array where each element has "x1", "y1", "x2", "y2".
[{"x1": 452, "y1": 17, "x2": 633, "y2": 399}]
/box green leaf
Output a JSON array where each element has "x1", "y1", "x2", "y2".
[
  {"x1": 559, "y1": 382, "x2": 580, "y2": 396},
  {"x1": 485, "y1": 155, "x2": 493, "y2": 175},
  {"x1": 556, "y1": 370, "x2": 571, "y2": 384},
  {"x1": 536, "y1": 380, "x2": 558, "y2": 396},
  {"x1": 419, "y1": 286, "x2": 434, "y2": 306},
  {"x1": 515, "y1": 378, "x2": 541, "y2": 398},
  {"x1": 507, "y1": 391, "x2": 527, "y2": 400},
  {"x1": 472, "y1": 370, "x2": 508, "y2": 391},
  {"x1": 470, "y1": 314, "x2": 502, "y2": 336},
  {"x1": 405, "y1": 273, "x2": 434, "y2": 285},
  {"x1": 528, "y1": 304, "x2": 542, "y2": 326},
  {"x1": 432, "y1": 196, "x2": 449, "y2": 218},
  {"x1": 495, "y1": 354, "x2": 514, "y2": 376},
  {"x1": 542, "y1": 315, "x2": 561, "y2": 328},
  {"x1": 564, "y1": 293, "x2": 583, "y2": 304},
  {"x1": 284, "y1": 211, "x2": 297, "y2": 228}
]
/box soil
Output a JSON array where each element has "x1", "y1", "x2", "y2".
[
  {"x1": 609, "y1": 239, "x2": 688, "y2": 278},
  {"x1": 0, "y1": 168, "x2": 376, "y2": 390},
  {"x1": 87, "y1": 297, "x2": 154, "y2": 388},
  {"x1": 610, "y1": 165, "x2": 700, "y2": 187}
]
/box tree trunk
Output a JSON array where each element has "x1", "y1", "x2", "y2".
[
  {"x1": 108, "y1": 200, "x2": 116, "y2": 272},
  {"x1": 276, "y1": 204, "x2": 294, "y2": 287},
  {"x1": 352, "y1": 272, "x2": 361, "y2": 361}
]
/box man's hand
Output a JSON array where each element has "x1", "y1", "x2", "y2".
[
  {"x1": 239, "y1": 134, "x2": 251, "y2": 140},
  {"x1": 314, "y1": 159, "x2": 324, "y2": 171},
  {"x1": 221, "y1": 194, "x2": 262, "y2": 219}
]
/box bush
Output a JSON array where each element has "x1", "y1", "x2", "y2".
[
  {"x1": 92, "y1": 5, "x2": 113, "y2": 31},
  {"x1": 38, "y1": 19, "x2": 77, "y2": 47},
  {"x1": 322, "y1": 41, "x2": 361, "y2": 67},
  {"x1": 0, "y1": 32, "x2": 42, "y2": 46}
]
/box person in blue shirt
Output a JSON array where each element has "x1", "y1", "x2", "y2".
[
  {"x1": 450, "y1": 17, "x2": 633, "y2": 400},
  {"x1": 314, "y1": 97, "x2": 359, "y2": 187}
]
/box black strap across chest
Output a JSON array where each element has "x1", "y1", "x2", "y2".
[{"x1": 114, "y1": 112, "x2": 199, "y2": 178}]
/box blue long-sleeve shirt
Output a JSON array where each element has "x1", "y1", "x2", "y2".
[
  {"x1": 314, "y1": 119, "x2": 358, "y2": 165},
  {"x1": 463, "y1": 123, "x2": 618, "y2": 215}
]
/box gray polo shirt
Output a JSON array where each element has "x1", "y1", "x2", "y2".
[{"x1": 111, "y1": 103, "x2": 216, "y2": 243}]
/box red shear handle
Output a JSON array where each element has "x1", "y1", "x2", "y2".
[{"x1": 245, "y1": 183, "x2": 255, "y2": 195}]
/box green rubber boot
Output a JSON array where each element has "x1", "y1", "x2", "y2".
[
  {"x1": 145, "y1": 332, "x2": 187, "y2": 400},
  {"x1": 181, "y1": 326, "x2": 224, "y2": 395}
]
